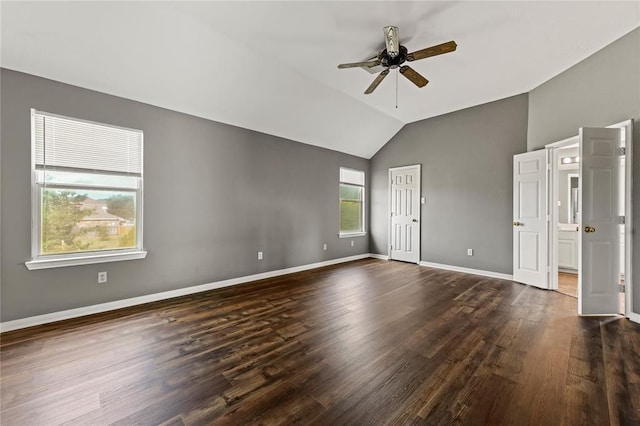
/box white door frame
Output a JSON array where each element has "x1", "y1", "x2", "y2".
[
  {"x1": 545, "y1": 119, "x2": 635, "y2": 320},
  {"x1": 388, "y1": 164, "x2": 421, "y2": 263}
]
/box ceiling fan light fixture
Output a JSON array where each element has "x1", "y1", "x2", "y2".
[{"x1": 383, "y1": 25, "x2": 399, "y2": 58}]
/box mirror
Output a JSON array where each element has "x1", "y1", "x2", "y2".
[{"x1": 568, "y1": 174, "x2": 579, "y2": 224}]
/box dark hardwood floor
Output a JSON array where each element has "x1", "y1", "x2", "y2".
[{"x1": 1, "y1": 259, "x2": 639, "y2": 425}]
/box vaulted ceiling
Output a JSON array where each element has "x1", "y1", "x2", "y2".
[{"x1": 2, "y1": 1, "x2": 639, "y2": 158}]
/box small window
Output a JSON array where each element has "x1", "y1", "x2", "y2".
[
  {"x1": 339, "y1": 167, "x2": 365, "y2": 236},
  {"x1": 26, "y1": 110, "x2": 146, "y2": 269}
]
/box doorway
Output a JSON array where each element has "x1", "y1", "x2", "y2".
[
  {"x1": 555, "y1": 142, "x2": 579, "y2": 299},
  {"x1": 545, "y1": 121, "x2": 633, "y2": 317},
  {"x1": 388, "y1": 164, "x2": 421, "y2": 264},
  {"x1": 514, "y1": 120, "x2": 636, "y2": 321}
]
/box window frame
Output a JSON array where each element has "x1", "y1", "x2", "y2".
[
  {"x1": 26, "y1": 109, "x2": 147, "y2": 270},
  {"x1": 339, "y1": 167, "x2": 366, "y2": 237}
]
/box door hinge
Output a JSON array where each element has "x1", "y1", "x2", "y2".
[
  {"x1": 619, "y1": 147, "x2": 626, "y2": 156},
  {"x1": 619, "y1": 216, "x2": 625, "y2": 224},
  {"x1": 619, "y1": 284, "x2": 626, "y2": 293}
]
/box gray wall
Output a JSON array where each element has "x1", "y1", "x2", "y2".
[
  {"x1": 0, "y1": 69, "x2": 369, "y2": 322},
  {"x1": 527, "y1": 28, "x2": 640, "y2": 312},
  {"x1": 528, "y1": 28, "x2": 639, "y2": 151},
  {"x1": 369, "y1": 94, "x2": 529, "y2": 275}
]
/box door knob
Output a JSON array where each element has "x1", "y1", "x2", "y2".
[
  {"x1": 513, "y1": 221, "x2": 522, "y2": 226},
  {"x1": 585, "y1": 226, "x2": 596, "y2": 233},
  {"x1": 412, "y1": 219, "x2": 418, "y2": 223}
]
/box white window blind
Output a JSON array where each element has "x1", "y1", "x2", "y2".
[
  {"x1": 34, "y1": 111, "x2": 143, "y2": 175},
  {"x1": 340, "y1": 168, "x2": 364, "y2": 186}
]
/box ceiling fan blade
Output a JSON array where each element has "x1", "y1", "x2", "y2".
[
  {"x1": 399, "y1": 66, "x2": 429, "y2": 88},
  {"x1": 338, "y1": 60, "x2": 381, "y2": 69},
  {"x1": 407, "y1": 40, "x2": 457, "y2": 61},
  {"x1": 364, "y1": 69, "x2": 389, "y2": 94}
]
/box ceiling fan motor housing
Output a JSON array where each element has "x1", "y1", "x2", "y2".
[{"x1": 380, "y1": 45, "x2": 408, "y2": 69}]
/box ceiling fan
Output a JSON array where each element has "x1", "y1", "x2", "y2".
[{"x1": 338, "y1": 26, "x2": 457, "y2": 94}]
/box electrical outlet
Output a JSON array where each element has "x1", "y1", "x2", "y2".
[
  {"x1": 351, "y1": 240, "x2": 355, "y2": 247},
  {"x1": 467, "y1": 249, "x2": 473, "y2": 256},
  {"x1": 257, "y1": 251, "x2": 263, "y2": 260},
  {"x1": 98, "y1": 271, "x2": 107, "y2": 283},
  {"x1": 323, "y1": 243, "x2": 327, "y2": 251}
]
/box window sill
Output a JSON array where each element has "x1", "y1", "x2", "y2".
[
  {"x1": 25, "y1": 251, "x2": 148, "y2": 270},
  {"x1": 339, "y1": 232, "x2": 367, "y2": 238}
]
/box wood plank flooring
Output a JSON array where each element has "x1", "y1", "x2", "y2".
[
  {"x1": 1, "y1": 259, "x2": 639, "y2": 425},
  {"x1": 557, "y1": 272, "x2": 578, "y2": 298}
]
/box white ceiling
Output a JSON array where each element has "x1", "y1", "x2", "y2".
[{"x1": 2, "y1": 1, "x2": 639, "y2": 158}]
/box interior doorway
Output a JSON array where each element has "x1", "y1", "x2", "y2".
[
  {"x1": 388, "y1": 164, "x2": 421, "y2": 264},
  {"x1": 514, "y1": 120, "x2": 636, "y2": 321},
  {"x1": 546, "y1": 121, "x2": 632, "y2": 316},
  {"x1": 555, "y1": 142, "x2": 580, "y2": 299}
]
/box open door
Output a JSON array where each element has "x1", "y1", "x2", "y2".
[
  {"x1": 579, "y1": 127, "x2": 624, "y2": 315},
  {"x1": 513, "y1": 150, "x2": 549, "y2": 289}
]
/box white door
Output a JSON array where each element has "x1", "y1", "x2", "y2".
[
  {"x1": 579, "y1": 127, "x2": 623, "y2": 315},
  {"x1": 389, "y1": 165, "x2": 421, "y2": 263},
  {"x1": 513, "y1": 150, "x2": 549, "y2": 288}
]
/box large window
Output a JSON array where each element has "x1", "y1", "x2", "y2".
[
  {"x1": 339, "y1": 167, "x2": 365, "y2": 236},
  {"x1": 26, "y1": 110, "x2": 146, "y2": 269}
]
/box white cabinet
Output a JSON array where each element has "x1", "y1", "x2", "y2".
[{"x1": 558, "y1": 229, "x2": 578, "y2": 270}]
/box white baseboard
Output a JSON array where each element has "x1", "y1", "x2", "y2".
[
  {"x1": 626, "y1": 311, "x2": 640, "y2": 324},
  {"x1": 368, "y1": 253, "x2": 389, "y2": 260},
  {"x1": 0, "y1": 253, "x2": 372, "y2": 333},
  {"x1": 419, "y1": 261, "x2": 513, "y2": 281},
  {"x1": 7, "y1": 254, "x2": 636, "y2": 332}
]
